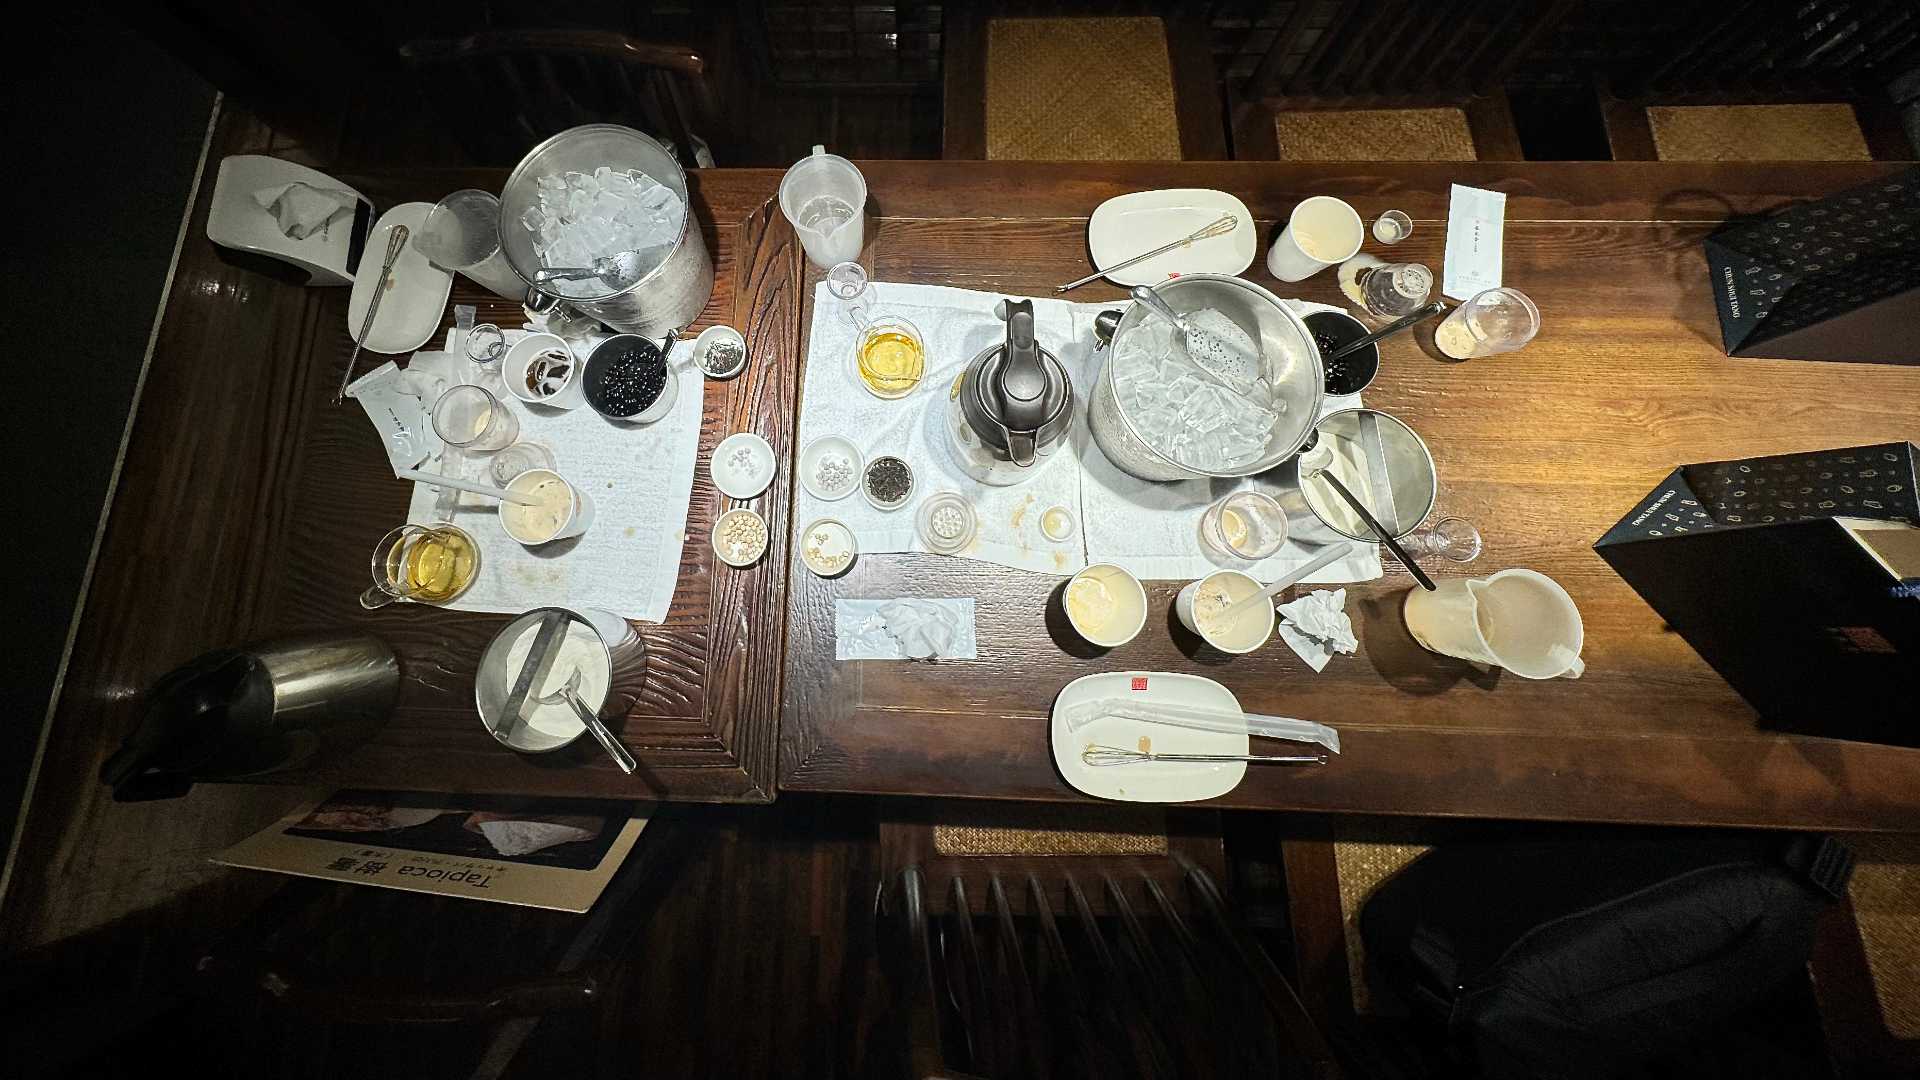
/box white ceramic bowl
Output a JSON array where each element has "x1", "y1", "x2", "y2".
[
  {"x1": 799, "y1": 435, "x2": 862, "y2": 501},
  {"x1": 799, "y1": 518, "x2": 857, "y2": 578},
  {"x1": 711, "y1": 507, "x2": 769, "y2": 568},
  {"x1": 692, "y1": 324, "x2": 749, "y2": 379},
  {"x1": 710, "y1": 432, "x2": 775, "y2": 500}
]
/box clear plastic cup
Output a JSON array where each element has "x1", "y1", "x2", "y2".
[
  {"x1": 415, "y1": 189, "x2": 527, "y2": 300},
  {"x1": 779, "y1": 146, "x2": 867, "y2": 268},
  {"x1": 1399, "y1": 516, "x2": 1482, "y2": 563},
  {"x1": 1373, "y1": 210, "x2": 1413, "y2": 244},
  {"x1": 1433, "y1": 288, "x2": 1541, "y2": 359},
  {"x1": 431, "y1": 385, "x2": 519, "y2": 452},
  {"x1": 1199, "y1": 491, "x2": 1288, "y2": 561}
]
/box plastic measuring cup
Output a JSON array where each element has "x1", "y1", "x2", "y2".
[
  {"x1": 1401, "y1": 568, "x2": 1584, "y2": 679},
  {"x1": 779, "y1": 146, "x2": 867, "y2": 268},
  {"x1": 415, "y1": 189, "x2": 527, "y2": 300}
]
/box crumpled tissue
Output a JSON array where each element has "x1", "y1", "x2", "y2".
[
  {"x1": 1276, "y1": 588, "x2": 1359, "y2": 672},
  {"x1": 253, "y1": 181, "x2": 357, "y2": 240},
  {"x1": 836, "y1": 598, "x2": 978, "y2": 660}
]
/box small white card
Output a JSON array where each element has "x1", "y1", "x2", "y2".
[{"x1": 1443, "y1": 184, "x2": 1507, "y2": 300}]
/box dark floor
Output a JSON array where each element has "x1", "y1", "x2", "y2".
[{"x1": 0, "y1": 12, "x2": 217, "y2": 847}]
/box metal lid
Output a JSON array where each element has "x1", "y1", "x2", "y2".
[{"x1": 961, "y1": 300, "x2": 1073, "y2": 468}]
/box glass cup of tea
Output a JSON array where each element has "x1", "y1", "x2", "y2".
[
  {"x1": 361, "y1": 522, "x2": 479, "y2": 609},
  {"x1": 432, "y1": 385, "x2": 519, "y2": 452},
  {"x1": 1433, "y1": 287, "x2": 1541, "y2": 359}
]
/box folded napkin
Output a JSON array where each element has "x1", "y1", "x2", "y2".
[{"x1": 253, "y1": 181, "x2": 356, "y2": 240}]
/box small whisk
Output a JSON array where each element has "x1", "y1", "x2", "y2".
[{"x1": 1081, "y1": 744, "x2": 1328, "y2": 767}]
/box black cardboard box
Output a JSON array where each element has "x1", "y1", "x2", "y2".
[
  {"x1": 1705, "y1": 167, "x2": 1920, "y2": 365},
  {"x1": 1595, "y1": 443, "x2": 1920, "y2": 747}
]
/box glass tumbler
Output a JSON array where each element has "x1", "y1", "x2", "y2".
[
  {"x1": 1199, "y1": 491, "x2": 1288, "y2": 561},
  {"x1": 432, "y1": 385, "x2": 519, "y2": 452},
  {"x1": 1397, "y1": 516, "x2": 1483, "y2": 563},
  {"x1": 1433, "y1": 288, "x2": 1541, "y2": 359}
]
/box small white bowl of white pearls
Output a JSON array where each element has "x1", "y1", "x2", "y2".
[
  {"x1": 710, "y1": 432, "x2": 775, "y2": 500},
  {"x1": 799, "y1": 435, "x2": 861, "y2": 501}
]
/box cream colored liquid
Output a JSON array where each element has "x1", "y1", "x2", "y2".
[{"x1": 503, "y1": 475, "x2": 575, "y2": 543}]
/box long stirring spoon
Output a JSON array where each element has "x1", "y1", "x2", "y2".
[
  {"x1": 1215, "y1": 542, "x2": 1358, "y2": 625},
  {"x1": 1324, "y1": 301, "x2": 1447, "y2": 361},
  {"x1": 539, "y1": 669, "x2": 638, "y2": 774},
  {"x1": 1308, "y1": 466, "x2": 1437, "y2": 591}
]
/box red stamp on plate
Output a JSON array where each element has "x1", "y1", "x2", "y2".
[{"x1": 1130, "y1": 677, "x2": 1148, "y2": 691}]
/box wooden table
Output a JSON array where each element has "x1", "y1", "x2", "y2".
[
  {"x1": 778, "y1": 161, "x2": 1920, "y2": 832},
  {"x1": 45, "y1": 161, "x2": 801, "y2": 806},
  {"x1": 48, "y1": 156, "x2": 1920, "y2": 832}
]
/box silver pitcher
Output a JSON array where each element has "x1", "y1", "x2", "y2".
[
  {"x1": 946, "y1": 299, "x2": 1074, "y2": 486},
  {"x1": 497, "y1": 124, "x2": 713, "y2": 336}
]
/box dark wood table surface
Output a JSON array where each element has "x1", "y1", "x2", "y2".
[
  {"x1": 778, "y1": 160, "x2": 1920, "y2": 833},
  {"x1": 47, "y1": 158, "x2": 802, "y2": 806},
  {"x1": 47, "y1": 155, "x2": 1920, "y2": 831}
]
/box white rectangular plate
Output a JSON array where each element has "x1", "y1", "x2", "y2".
[
  {"x1": 347, "y1": 202, "x2": 454, "y2": 354},
  {"x1": 1051, "y1": 671, "x2": 1248, "y2": 802},
  {"x1": 1086, "y1": 189, "x2": 1256, "y2": 287}
]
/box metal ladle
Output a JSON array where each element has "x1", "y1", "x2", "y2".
[
  {"x1": 538, "y1": 669, "x2": 638, "y2": 774},
  {"x1": 532, "y1": 250, "x2": 646, "y2": 290}
]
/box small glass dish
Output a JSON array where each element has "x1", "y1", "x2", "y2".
[{"x1": 916, "y1": 491, "x2": 979, "y2": 555}]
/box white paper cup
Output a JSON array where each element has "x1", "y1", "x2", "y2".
[
  {"x1": 1402, "y1": 568, "x2": 1585, "y2": 679},
  {"x1": 1266, "y1": 196, "x2": 1365, "y2": 282},
  {"x1": 504, "y1": 333, "x2": 586, "y2": 410},
  {"x1": 1175, "y1": 570, "x2": 1274, "y2": 654},
  {"x1": 1063, "y1": 563, "x2": 1148, "y2": 648},
  {"x1": 498, "y1": 468, "x2": 594, "y2": 547}
]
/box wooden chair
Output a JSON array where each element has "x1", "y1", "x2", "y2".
[
  {"x1": 876, "y1": 856, "x2": 1342, "y2": 1079},
  {"x1": 1594, "y1": 1, "x2": 1917, "y2": 161},
  {"x1": 398, "y1": 29, "x2": 726, "y2": 166},
  {"x1": 1225, "y1": 0, "x2": 1575, "y2": 162},
  {"x1": 943, "y1": 5, "x2": 1229, "y2": 160}
]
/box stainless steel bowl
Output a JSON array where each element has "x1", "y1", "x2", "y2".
[
  {"x1": 1088, "y1": 274, "x2": 1324, "y2": 481},
  {"x1": 497, "y1": 124, "x2": 713, "y2": 336}
]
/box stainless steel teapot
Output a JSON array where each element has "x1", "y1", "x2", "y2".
[{"x1": 945, "y1": 299, "x2": 1074, "y2": 486}]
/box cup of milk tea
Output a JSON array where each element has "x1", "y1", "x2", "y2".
[
  {"x1": 499, "y1": 468, "x2": 595, "y2": 546},
  {"x1": 1266, "y1": 196, "x2": 1364, "y2": 282}
]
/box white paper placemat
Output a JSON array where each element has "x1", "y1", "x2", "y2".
[
  {"x1": 797, "y1": 282, "x2": 1382, "y2": 585},
  {"x1": 405, "y1": 331, "x2": 703, "y2": 622},
  {"x1": 798, "y1": 281, "x2": 1090, "y2": 574}
]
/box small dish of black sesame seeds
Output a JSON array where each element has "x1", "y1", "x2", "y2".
[
  {"x1": 584, "y1": 334, "x2": 680, "y2": 424},
  {"x1": 693, "y1": 324, "x2": 749, "y2": 380},
  {"x1": 862, "y1": 454, "x2": 915, "y2": 511}
]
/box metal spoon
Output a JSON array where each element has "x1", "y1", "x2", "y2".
[
  {"x1": 1324, "y1": 301, "x2": 1447, "y2": 361},
  {"x1": 336, "y1": 224, "x2": 410, "y2": 405},
  {"x1": 1127, "y1": 285, "x2": 1261, "y2": 391},
  {"x1": 532, "y1": 250, "x2": 646, "y2": 290},
  {"x1": 538, "y1": 669, "x2": 637, "y2": 774}
]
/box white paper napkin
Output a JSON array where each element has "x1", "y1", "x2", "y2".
[
  {"x1": 404, "y1": 331, "x2": 703, "y2": 623},
  {"x1": 834, "y1": 598, "x2": 979, "y2": 660}
]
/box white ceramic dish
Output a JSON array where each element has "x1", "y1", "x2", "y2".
[
  {"x1": 861, "y1": 454, "x2": 915, "y2": 512},
  {"x1": 1086, "y1": 189, "x2": 1256, "y2": 287},
  {"x1": 1051, "y1": 671, "x2": 1249, "y2": 803},
  {"x1": 711, "y1": 433, "x2": 776, "y2": 500},
  {"x1": 692, "y1": 324, "x2": 749, "y2": 379},
  {"x1": 799, "y1": 435, "x2": 862, "y2": 501},
  {"x1": 711, "y1": 507, "x2": 770, "y2": 568},
  {"x1": 800, "y1": 518, "x2": 857, "y2": 578},
  {"x1": 347, "y1": 202, "x2": 454, "y2": 354}
]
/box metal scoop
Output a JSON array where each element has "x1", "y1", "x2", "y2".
[
  {"x1": 538, "y1": 669, "x2": 638, "y2": 775},
  {"x1": 532, "y1": 250, "x2": 646, "y2": 290}
]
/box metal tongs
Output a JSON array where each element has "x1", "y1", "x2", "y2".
[{"x1": 1055, "y1": 212, "x2": 1239, "y2": 293}]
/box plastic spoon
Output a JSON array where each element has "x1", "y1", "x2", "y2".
[
  {"x1": 1215, "y1": 542, "x2": 1358, "y2": 625},
  {"x1": 396, "y1": 468, "x2": 541, "y2": 506}
]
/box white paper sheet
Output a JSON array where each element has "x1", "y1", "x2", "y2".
[
  {"x1": 1443, "y1": 183, "x2": 1507, "y2": 301},
  {"x1": 404, "y1": 330, "x2": 703, "y2": 623}
]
